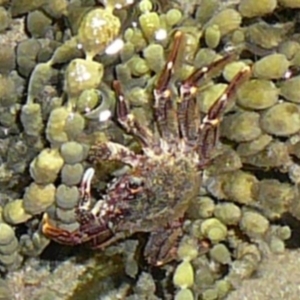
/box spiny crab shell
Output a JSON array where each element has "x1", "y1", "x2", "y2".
[{"x1": 42, "y1": 31, "x2": 251, "y2": 266}]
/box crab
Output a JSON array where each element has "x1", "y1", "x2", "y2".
[{"x1": 42, "y1": 31, "x2": 251, "y2": 266}]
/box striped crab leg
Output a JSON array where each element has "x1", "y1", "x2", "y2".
[
  {"x1": 177, "y1": 52, "x2": 238, "y2": 141},
  {"x1": 113, "y1": 80, "x2": 154, "y2": 147},
  {"x1": 197, "y1": 65, "x2": 251, "y2": 168},
  {"x1": 153, "y1": 31, "x2": 183, "y2": 140}
]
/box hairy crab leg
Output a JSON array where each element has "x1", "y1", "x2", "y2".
[
  {"x1": 178, "y1": 52, "x2": 238, "y2": 141},
  {"x1": 153, "y1": 31, "x2": 183, "y2": 140},
  {"x1": 144, "y1": 222, "x2": 183, "y2": 266},
  {"x1": 197, "y1": 66, "x2": 251, "y2": 168},
  {"x1": 113, "y1": 80, "x2": 154, "y2": 147},
  {"x1": 89, "y1": 141, "x2": 141, "y2": 167}
]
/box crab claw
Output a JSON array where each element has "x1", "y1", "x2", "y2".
[
  {"x1": 42, "y1": 213, "x2": 87, "y2": 245},
  {"x1": 79, "y1": 167, "x2": 95, "y2": 210}
]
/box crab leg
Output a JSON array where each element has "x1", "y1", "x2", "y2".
[
  {"x1": 42, "y1": 169, "x2": 93, "y2": 245},
  {"x1": 89, "y1": 141, "x2": 141, "y2": 167},
  {"x1": 178, "y1": 52, "x2": 238, "y2": 141},
  {"x1": 76, "y1": 167, "x2": 104, "y2": 225},
  {"x1": 153, "y1": 31, "x2": 183, "y2": 140},
  {"x1": 43, "y1": 167, "x2": 113, "y2": 246},
  {"x1": 144, "y1": 222, "x2": 183, "y2": 266},
  {"x1": 42, "y1": 211, "x2": 115, "y2": 246},
  {"x1": 42, "y1": 213, "x2": 91, "y2": 245},
  {"x1": 77, "y1": 166, "x2": 131, "y2": 225},
  {"x1": 197, "y1": 66, "x2": 251, "y2": 168},
  {"x1": 113, "y1": 80, "x2": 154, "y2": 147},
  {"x1": 79, "y1": 167, "x2": 94, "y2": 210}
]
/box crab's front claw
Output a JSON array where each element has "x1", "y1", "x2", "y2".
[{"x1": 42, "y1": 213, "x2": 86, "y2": 246}]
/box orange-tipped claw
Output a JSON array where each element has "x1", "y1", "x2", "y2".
[{"x1": 42, "y1": 213, "x2": 84, "y2": 246}]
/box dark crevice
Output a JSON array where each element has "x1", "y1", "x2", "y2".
[{"x1": 242, "y1": 165, "x2": 291, "y2": 183}]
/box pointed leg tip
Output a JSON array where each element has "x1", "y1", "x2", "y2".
[
  {"x1": 112, "y1": 80, "x2": 121, "y2": 91},
  {"x1": 174, "y1": 30, "x2": 183, "y2": 39}
]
